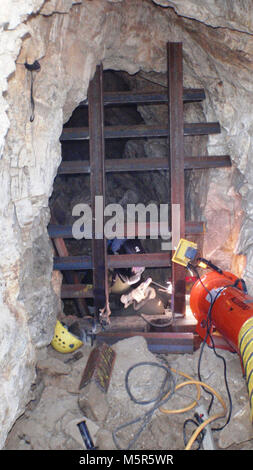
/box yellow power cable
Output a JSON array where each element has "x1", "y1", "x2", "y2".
[
  {"x1": 159, "y1": 368, "x2": 227, "y2": 450},
  {"x1": 160, "y1": 368, "x2": 201, "y2": 414}
]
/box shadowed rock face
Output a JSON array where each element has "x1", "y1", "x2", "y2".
[{"x1": 0, "y1": 0, "x2": 253, "y2": 448}]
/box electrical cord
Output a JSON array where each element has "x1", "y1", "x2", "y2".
[
  {"x1": 197, "y1": 290, "x2": 233, "y2": 430},
  {"x1": 112, "y1": 262, "x2": 242, "y2": 450},
  {"x1": 187, "y1": 262, "x2": 233, "y2": 430},
  {"x1": 137, "y1": 311, "x2": 174, "y2": 329},
  {"x1": 183, "y1": 418, "x2": 205, "y2": 450},
  {"x1": 112, "y1": 358, "x2": 228, "y2": 450},
  {"x1": 158, "y1": 367, "x2": 227, "y2": 450},
  {"x1": 112, "y1": 361, "x2": 176, "y2": 450}
]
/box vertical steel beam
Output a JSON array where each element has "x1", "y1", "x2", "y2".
[
  {"x1": 88, "y1": 64, "x2": 108, "y2": 317},
  {"x1": 167, "y1": 42, "x2": 186, "y2": 315}
]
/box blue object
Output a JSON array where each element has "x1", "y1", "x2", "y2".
[
  {"x1": 77, "y1": 421, "x2": 96, "y2": 450},
  {"x1": 185, "y1": 246, "x2": 197, "y2": 261},
  {"x1": 107, "y1": 238, "x2": 127, "y2": 254}
]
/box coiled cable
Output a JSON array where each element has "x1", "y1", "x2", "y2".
[
  {"x1": 112, "y1": 361, "x2": 227, "y2": 450},
  {"x1": 112, "y1": 361, "x2": 176, "y2": 450}
]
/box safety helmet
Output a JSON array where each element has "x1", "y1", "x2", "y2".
[{"x1": 51, "y1": 320, "x2": 83, "y2": 353}]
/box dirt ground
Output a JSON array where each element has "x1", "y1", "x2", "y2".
[{"x1": 4, "y1": 335, "x2": 253, "y2": 451}]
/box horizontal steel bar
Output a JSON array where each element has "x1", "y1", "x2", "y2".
[
  {"x1": 50, "y1": 225, "x2": 74, "y2": 238},
  {"x1": 184, "y1": 155, "x2": 231, "y2": 169},
  {"x1": 96, "y1": 331, "x2": 194, "y2": 354},
  {"x1": 61, "y1": 284, "x2": 94, "y2": 298},
  {"x1": 108, "y1": 253, "x2": 171, "y2": 268},
  {"x1": 79, "y1": 88, "x2": 206, "y2": 106},
  {"x1": 53, "y1": 253, "x2": 171, "y2": 270},
  {"x1": 57, "y1": 155, "x2": 231, "y2": 175},
  {"x1": 58, "y1": 160, "x2": 90, "y2": 174},
  {"x1": 48, "y1": 220, "x2": 204, "y2": 239},
  {"x1": 60, "y1": 122, "x2": 221, "y2": 141},
  {"x1": 54, "y1": 255, "x2": 92, "y2": 270}
]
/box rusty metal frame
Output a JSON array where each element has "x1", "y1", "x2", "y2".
[
  {"x1": 60, "y1": 121, "x2": 221, "y2": 141},
  {"x1": 88, "y1": 64, "x2": 109, "y2": 318},
  {"x1": 57, "y1": 155, "x2": 230, "y2": 175},
  {"x1": 48, "y1": 220, "x2": 205, "y2": 239},
  {"x1": 50, "y1": 214, "x2": 89, "y2": 317},
  {"x1": 168, "y1": 42, "x2": 186, "y2": 316},
  {"x1": 50, "y1": 41, "x2": 232, "y2": 352}
]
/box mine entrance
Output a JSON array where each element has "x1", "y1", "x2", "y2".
[{"x1": 48, "y1": 42, "x2": 231, "y2": 353}]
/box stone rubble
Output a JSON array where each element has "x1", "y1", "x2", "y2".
[{"x1": 4, "y1": 336, "x2": 253, "y2": 451}]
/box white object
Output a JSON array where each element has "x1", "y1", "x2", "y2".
[{"x1": 195, "y1": 404, "x2": 216, "y2": 450}]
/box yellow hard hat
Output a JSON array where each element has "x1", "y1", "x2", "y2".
[{"x1": 51, "y1": 320, "x2": 83, "y2": 353}]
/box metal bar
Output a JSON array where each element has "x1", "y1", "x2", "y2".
[
  {"x1": 168, "y1": 42, "x2": 186, "y2": 316},
  {"x1": 88, "y1": 64, "x2": 108, "y2": 315},
  {"x1": 92, "y1": 313, "x2": 196, "y2": 333},
  {"x1": 48, "y1": 220, "x2": 204, "y2": 239},
  {"x1": 49, "y1": 224, "x2": 74, "y2": 238},
  {"x1": 53, "y1": 236, "x2": 68, "y2": 257},
  {"x1": 61, "y1": 284, "x2": 94, "y2": 298},
  {"x1": 60, "y1": 122, "x2": 220, "y2": 141},
  {"x1": 58, "y1": 160, "x2": 90, "y2": 175},
  {"x1": 184, "y1": 155, "x2": 231, "y2": 170},
  {"x1": 105, "y1": 157, "x2": 167, "y2": 172},
  {"x1": 53, "y1": 253, "x2": 171, "y2": 270},
  {"x1": 96, "y1": 331, "x2": 194, "y2": 354},
  {"x1": 54, "y1": 255, "x2": 93, "y2": 270},
  {"x1": 58, "y1": 155, "x2": 231, "y2": 175},
  {"x1": 184, "y1": 221, "x2": 204, "y2": 234},
  {"x1": 51, "y1": 218, "x2": 89, "y2": 316},
  {"x1": 79, "y1": 88, "x2": 206, "y2": 106},
  {"x1": 108, "y1": 253, "x2": 170, "y2": 268},
  {"x1": 184, "y1": 122, "x2": 220, "y2": 136}
]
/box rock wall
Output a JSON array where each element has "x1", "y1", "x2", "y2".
[{"x1": 0, "y1": 0, "x2": 253, "y2": 448}]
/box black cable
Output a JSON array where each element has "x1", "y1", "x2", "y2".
[
  {"x1": 112, "y1": 361, "x2": 176, "y2": 450},
  {"x1": 206, "y1": 331, "x2": 233, "y2": 431},
  {"x1": 188, "y1": 263, "x2": 233, "y2": 430},
  {"x1": 199, "y1": 282, "x2": 233, "y2": 429},
  {"x1": 187, "y1": 263, "x2": 211, "y2": 298},
  {"x1": 183, "y1": 418, "x2": 205, "y2": 450},
  {"x1": 137, "y1": 312, "x2": 174, "y2": 329}
]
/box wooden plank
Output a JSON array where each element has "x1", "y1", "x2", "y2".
[
  {"x1": 57, "y1": 155, "x2": 231, "y2": 175},
  {"x1": 79, "y1": 88, "x2": 206, "y2": 106},
  {"x1": 60, "y1": 122, "x2": 220, "y2": 141},
  {"x1": 48, "y1": 220, "x2": 205, "y2": 239},
  {"x1": 168, "y1": 42, "x2": 186, "y2": 316},
  {"x1": 88, "y1": 64, "x2": 108, "y2": 315}
]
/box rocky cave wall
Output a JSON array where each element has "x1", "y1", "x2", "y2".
[{"x1": 0, "y1": 0, "x2": 253, "y2": 448}]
